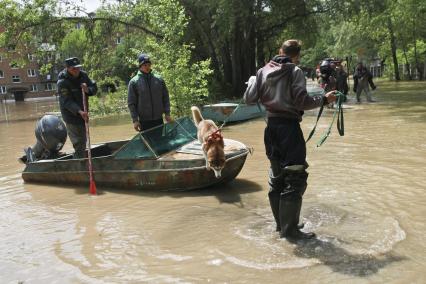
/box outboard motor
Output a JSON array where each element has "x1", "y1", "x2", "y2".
[{"x1": 25, "y1": 114, "x2": 67, "y2": 162}]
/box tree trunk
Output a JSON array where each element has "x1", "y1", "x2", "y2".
[
  {"x1": 402, "y1": 48, "x2": 412, "y2": 80},
  {"x1": 413, "y1": 36, "x2": 424, "y2": 80},
  {"x1": 387, "y1": 18, "x2": 400, "y2": 81},
  {"x1": 221, "y1": 41, "x2": 233, "y2": 95}
]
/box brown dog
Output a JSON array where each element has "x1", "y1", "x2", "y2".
[{"x1": 191, "y1": 106, "x2": 226, "y2": 178}]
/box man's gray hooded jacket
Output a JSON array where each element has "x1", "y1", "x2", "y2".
[{"x1": 244, "y1": 59, "x2": 325, "y2": 122}]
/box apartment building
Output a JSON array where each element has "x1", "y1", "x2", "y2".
[{"x1": 0, "y1": 47, "x2": 59, "y2": 102}]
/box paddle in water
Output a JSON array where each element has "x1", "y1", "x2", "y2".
[{"x1": 82, "y1": 87, "x2": 97, "y2": 195}]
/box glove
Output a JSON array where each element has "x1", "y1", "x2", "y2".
[
  {"x1": 353, "y1": 87, "x2": 356, "y2": 92},
  {"x1": 246, "y1": 76, "x2": 256, "y2": 86},
  {"x1": 371, "y1": 85, "x2": 376, "y2": 90}
]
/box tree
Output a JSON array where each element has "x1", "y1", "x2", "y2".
[
  {"x1": 0, "y1": 0, "x2": 212, "y2": 117},
  {"x1": 179, "y1": 0, "x2": 337, "y2": 98}
]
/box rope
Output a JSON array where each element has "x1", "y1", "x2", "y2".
[{"x1": 306, "y1": 90, "x2": 345, "y2": 147}]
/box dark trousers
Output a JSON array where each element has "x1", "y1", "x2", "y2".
[
  {"x1": 264, "y1": 117, "x2": 306, "y2": 168},
  {"x1": 140, "y1": 119, "x2": 164, "y2": 131},
  {"x1": 66, "y1": 123, "x2": 86, "y2": 158}
]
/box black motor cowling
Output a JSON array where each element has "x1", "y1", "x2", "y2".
[
  {"x1": 25, "y1": 114, "x2": 67, "y2": 162},
  {"x1": 35, "y1": 114, "x2": 67, "y2": 152}
]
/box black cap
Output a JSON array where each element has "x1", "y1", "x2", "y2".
[
  {"x1": 138, "y1": 54, "x2": 151, "y2": 66},
  {"x1": 65, "y1": 57, "x2": 83, "y2": 68}
]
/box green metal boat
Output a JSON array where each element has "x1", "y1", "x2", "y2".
[
  {"x1": 20, "y1": 117, "x2": 250, "y2": 190},
  {"x1": 201, "y1": 102, "x2": 265, "y2": 123}
]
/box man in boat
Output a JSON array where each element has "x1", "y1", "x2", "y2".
[
  {"x1": 244, "y1": 39, "x2": 336, "y2": 241},
  {"x1": 57, "y1": 57, "x2": 98, "y2": 159},
  {"x1": 127, "y1": 54, "x2": 173, "y2": 132},
  {"x1": 353, "y1": 62, "x2": 376, "y2": 103}
]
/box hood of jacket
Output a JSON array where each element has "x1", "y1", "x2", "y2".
[{"x1": 263, "y1": 58, "x2": 295, "y2": 86}]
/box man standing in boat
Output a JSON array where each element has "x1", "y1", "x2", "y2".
[
  {"x1": 57, "y1": 57, "x2": 98, "y2": 159},
  {"x1": 127, "y1": 54, "x2": 173, "y2": 132},
  {"x1": 244, "y1": 40, "x2": 336, "y2": 242}
]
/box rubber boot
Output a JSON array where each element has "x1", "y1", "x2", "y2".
[
  {"x1": 279, "y1": 165, "x2": 315, "y2": 241},
  {"x1": 268, "y1": 160, "x2": 284, "y2": 232},
  {"x1": 279, "y1": 196, "x2": 315, "y2": 241}
]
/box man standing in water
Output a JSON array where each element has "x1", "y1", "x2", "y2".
[
  {"x1": 244, "y1": 40, "x2": 336, "y2": 241},
  {"x1": 57, "y1": 57, "x2": 98, "y2": 158},
  {"x1": 353, "y1": 62, "x2": 376, "y2": 103},
  {"x1": 127, "y1": 54, "x2": 172, "y2": 132}
]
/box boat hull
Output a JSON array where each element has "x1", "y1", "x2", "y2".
[{"x1": 22, "y1": 139, "x2": 249, "y2": 191}]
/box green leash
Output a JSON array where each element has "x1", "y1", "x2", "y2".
[{"x1": 306, "y1": 91, "x2": 345, "y2": 147}]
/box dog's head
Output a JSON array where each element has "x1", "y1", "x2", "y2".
[{"x1": 204, "y1": 134, "x2": 225, "y2": 178}]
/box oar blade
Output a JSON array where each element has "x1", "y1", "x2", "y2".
[{"x1": 89, "y1": 180, "x2": 97, "y2": 195}]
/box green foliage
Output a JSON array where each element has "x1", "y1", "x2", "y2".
[
  {"x1": 60, "y1": 29, "x2": 88, "y2": 60},
  {"x1": 111, "y1": 0, "x2": 213, "y2": 117},
  {"x1": 89, "y1": 85, "x2": 128, "y2": 117}
]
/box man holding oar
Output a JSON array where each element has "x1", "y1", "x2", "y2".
[
  {"x1": 57, "y1": 57, "x2": 98, "y2": 159},
  {"x1": 244, "y1": 40, "x2": 336, "y2": 242}
]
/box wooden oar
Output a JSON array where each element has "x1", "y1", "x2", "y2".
[{"x1": 82, "y1": 88, "x2": 97, "y2": 195}]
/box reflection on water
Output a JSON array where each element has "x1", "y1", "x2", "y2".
[{"x1": 1, "y1": 81, "x2": 426, "y2": 283}]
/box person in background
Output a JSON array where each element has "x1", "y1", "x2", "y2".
[
  {"x1": 57, "y1": 57, "x2": 98, "y2": 158},
  {"x1": 127, "y1": 54, "x2": 172, "y2": 132},
  {"x1": 353, "y1": 62, "x2": 376, "y2": 103},
  {"x1": 244, "y1": 39, "x2": 336, "y2": 242},
  {"x1": 318, "y1": 58, "x2": 337, "y2": 92},
  {"x1": 335, "y1": 61, "x2": 349, "y2": 102},
  {"x1": 318, "y1": 58, "x2": 337, "y2": 108}
]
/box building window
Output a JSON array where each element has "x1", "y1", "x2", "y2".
[
  {"x1": 12, "y1": 75, "x2": 21, "y2": 83},
  {"x1": 116, "y1": 37, "x2": 122, "y2": 44},
  {"x1": 45, "y1": 83, "x2": 56, "y2": 91},
  {"x1": 0, "y1": 86, "x2": 6, "y2": 94},
  {"x1": 0, "y1": 70, "x2": 3, "y2": 78},
  {"x1": 30, "y1": 84, "x2": 38, "y2": 92},
  {"x1": 10, "y1": 62, "x2": 19, "y2": 69},
  {"x1": 28, "y1": 54, "x2": 35, "y2": 61},
  {"x1": 75, "y1": 22, "x2": 81, "y2": 29},
  {"x1": 27, "y1": 69, "x2": 37, "y2": 77}
]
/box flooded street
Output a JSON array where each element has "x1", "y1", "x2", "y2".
[{"x1": 0, "y1": 81, "x2": 425, "y2": 283}]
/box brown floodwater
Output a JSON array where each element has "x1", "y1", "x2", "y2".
[{"x1": 0, "y1": 81, "x2": 425, "y2": 283}]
